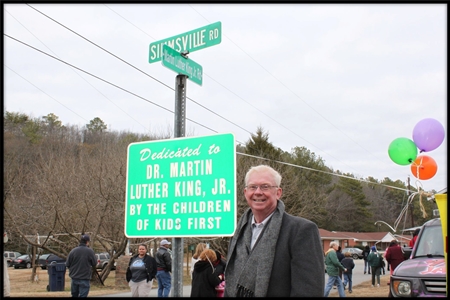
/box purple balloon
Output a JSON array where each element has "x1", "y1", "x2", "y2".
[{"x1": 412, "y1": 118, "x2": 445, "y2": 152}]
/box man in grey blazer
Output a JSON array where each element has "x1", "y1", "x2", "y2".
[{"x1": 224, "y1": 165, "x2": 325, "y2": 297}]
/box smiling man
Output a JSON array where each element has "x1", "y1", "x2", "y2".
[{"x1": 224, "y1": 164, "x2": 324, "y2": 297}]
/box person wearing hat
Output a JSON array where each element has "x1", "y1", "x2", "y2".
[
  {"x1": 65, "y1": 234, "x2": 97, "y2": 297},
  {"x1": 367, "y1": 246, "x2": 383, "y2": 287},
  {"x1": 155, "y1": 239, "x2": 172, "y2": 297}
]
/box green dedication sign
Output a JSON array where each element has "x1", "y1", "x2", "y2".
[{"x1": 125, "y1": 133, "x2": 236, "y2": 238}]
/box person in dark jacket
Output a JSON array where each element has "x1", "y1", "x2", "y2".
[
  {"x1": 190, "y1": 249, "x2": 224, "y2": 297},
  {"x1": 385, "y1": 240, "x2": 405, "y2": 277},
  {"x1": 335, "y1": 246, "x2": 345, "y2": 284},
  {"x1": 65, "y1": 234, "x2": 97, "y2": 297},
  {"x1": 126, "y1": 243, "x2": 157, "y2": 297},
  {"x1": 367, "y1": 246, "x2": 383, "y2": 287},
  {"x1": 155, "y1": 239, "x2": 172, "y2": 297},
  {"x1": 212, "y1": 250, "x2": 226, "y2": 278},
  {"x1": 224, "y1": 165, "x2": 324, "y2": 297},
  {"x1": 362, "y1": 245, "x2": 371, "y2": 274},
  {"x1": 341, "y1": 251, "x2": 355, "y2": 293}
]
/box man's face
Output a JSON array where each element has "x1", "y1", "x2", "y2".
[{"x1": 244, "y1": 171, "x2": 282, "y2": 215}]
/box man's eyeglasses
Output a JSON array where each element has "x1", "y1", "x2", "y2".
[{"x1": 245, "y1": 184, "x2": 278, "y2": 192}]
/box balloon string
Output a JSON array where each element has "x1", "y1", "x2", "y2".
[
  {"x1": 415, "y1": 181, "x2": 430, "y2": 218},
  {"x1": 411, "y1": 157, "x2": 423, "y2": 179}
]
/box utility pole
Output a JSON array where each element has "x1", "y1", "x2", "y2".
[{"x1": 407, "y1": 176, "x2": 414, "y2": 227}]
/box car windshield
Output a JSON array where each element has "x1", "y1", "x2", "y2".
[
  {"x1": 415, "y1": 225, "x2": 444, "y2": 257},
  {"x1": 17, "y1": 255, "x2": 28, "y2": 259}
]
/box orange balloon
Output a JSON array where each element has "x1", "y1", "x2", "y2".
[{"x1": 410, "y1": 155, "x2": 438, "y2": 180}]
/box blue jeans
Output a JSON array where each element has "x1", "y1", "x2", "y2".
[
  {"x1": 364, "y1": 260, "x2": 370, "y2": 273},
  {"x1": 324, "y1": 275, "x2": 346, "y2": 297},
  {"x1": 156, "y1": 270, "x2": 171, "y2": 297},
  {"x1": 343, "y1": 273, "x2": 353, "y2": 292},
  {"x1": 70, "y1": 278, "x2": 90, "y2": 297}
]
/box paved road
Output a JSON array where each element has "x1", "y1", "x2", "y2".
[
  {"x1": 97, "y1": 259, "x2": 384, "y2": 297},
  {"x1": 327, "y1": 258, "x2": 388, "y2": 293}
]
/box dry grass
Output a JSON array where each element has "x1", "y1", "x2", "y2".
[
  {"x1": 7, "y1": 266, "x2": 390, "y2": 297},
  {"x1": 6, "y1": 267, "x2": 193, "y2": 297}
]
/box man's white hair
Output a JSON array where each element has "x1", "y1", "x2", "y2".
[{"x1": 329, "y1": 241, "x2": 339, "y2": 248}]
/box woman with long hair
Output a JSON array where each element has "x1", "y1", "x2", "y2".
[
  {"x1": 190, "y1": 249, "x2": 224, "y2": 297},
  {"x1": 190, "y1": 243, "x2": 207, "y2": 279}
]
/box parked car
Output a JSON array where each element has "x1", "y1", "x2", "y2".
[
  {"x1": 38, "y1": 253, "x2": 65, "y2": 270},
  {"x1": 341, "y1": 247, "x2": 364, "y2": 259},
  {"x1": 12, "y1": 254, "x2": 32, "y2": 269},
  {"x1": 95, "y1": 253, "x2": 115, "y2": 270},
  {"x1": 4, "y1": 251, "x2": 22, "y2": 267},
  {"x1": 390, "y1": 218, "x2": 445, "y2": 297}
]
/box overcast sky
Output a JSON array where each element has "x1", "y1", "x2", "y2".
[{"x1": 3, "y1": 3, "x2": 447, "y2": 193}]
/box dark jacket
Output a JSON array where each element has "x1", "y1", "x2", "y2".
[
  {"x1": 212, "y1": 252, "x2": 226, "y2": 278},
  {"x1": 385, "y1": 245, "x2": 405, "y2": 271},
  {"x1": 190, "y1": 260, "x2": 221, "y2": 297},
  {"x1": 155, "y1": 246, "x2": 172, "y2": 272},
  {"x1": 362, "y1": 246, "x2": 370, "y2": 261},
  {"x1": 226, "y1": 210, "x2": 325, "y2": 297},
  {"x1": 336, "y1": 250, "x2": 344, "y2": 262},
  {"x1": 341, "y1": 257, "x2": 355, "y2": 274},
  {"x1": 126, "y1": 254, "x2": 157, "y2": 283},
  {"x1": 367, "y1": 251, "x2": 383, "y2": 268},
  {"x1": 65, "y1": 243, "x2": 96, "y2": 280}
]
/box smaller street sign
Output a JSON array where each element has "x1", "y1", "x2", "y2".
[{"x1": 161, "y1": 45, "x2": 203, "y2": 86}]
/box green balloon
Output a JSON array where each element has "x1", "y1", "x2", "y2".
[{"x1": 388, "y1": 137, "x2": 418, "y2": 165}]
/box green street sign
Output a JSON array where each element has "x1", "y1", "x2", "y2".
[
  {"x1": 125, "y1": 133, "x2": 236, "y2": 238},
  {"x1": 149, "y1": 21, "x2": 221, "y2": 63},
  {"x1": 161, "y1": 45, "x2": 203, "y2": 86}
]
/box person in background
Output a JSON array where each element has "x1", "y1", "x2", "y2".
[
  {"x1": 341, "y1": 252, "x2": 355, "y2": 293},
  {"x1": 385, "y1": 240, "x2": 405, "y2": 283},
  {"x1": 224, "y1": 165, "x2": 324, "y2": 297},
  {"x1": 324, "y1": 241, "x2": 347, "y2": 297},
  {"x1": 190, "y1": 249, "x2": 224, "y2": 297},
  {"x1": 65, "y1": 234, "x2": 97, "y2": 297},
  {"x1": 212, "y1": 250, "x2": 227, "y2": 297},
  {"x1": 190, "y1": 243, "x2": 207, "y2": 280},
  {"x1": 409, "y1": 228, "x2": 420, "y2": 247},
  {"x1": 334, "y1": 246, "x2": 345, "y2": 287},
  {"x1": 212, "y1": 250, "x2": 226, "y2": 278},
  {"x1": 367, "y1": 246, "x2": 383, "y2": 287},
  {"x1": 126, "y1": 243, "x2": 157, "y2": 297},
  {"x1": 3, "y1": 256, "x2": 10, "y2": 297},
  {"x1": 155, "y1": 239, "x2": 172, "y2": 297},
  {"x1": 362, "y1": 245, "x2": 371, "y2": 274}
]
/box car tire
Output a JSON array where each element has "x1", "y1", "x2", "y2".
[
  {"x1": 352, "y1": 254, "x2": 359, "y2": 259},
  {"x1": 26, "y1": 262, "x2": 31, "y2": 268},
  {"x1": 14, "y1": 265, "x2": 18, "y2": 269},
  {"x1": 41, "y1": 266, "x2": 46, "y2": 270}
]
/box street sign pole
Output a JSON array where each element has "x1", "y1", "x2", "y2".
[{"x1": 172, "y1": 74, "x2": 186, "y2": 297}]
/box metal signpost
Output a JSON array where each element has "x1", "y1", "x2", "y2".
[{"x1": 127, "y1": 24, "x2": 224, "y2": 297}]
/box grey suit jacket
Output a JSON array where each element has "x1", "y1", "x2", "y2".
[{"x1": 266, "y1": 213, "x2": 325, "y2": 297}]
